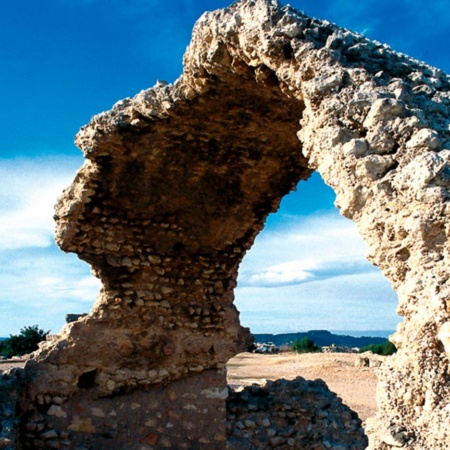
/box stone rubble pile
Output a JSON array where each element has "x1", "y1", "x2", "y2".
[
  {"x1": 227, "y1": 377, "x2": 367, "y2": 449},
  {"x1": 322, "y1": 345, "x2": 358, "y2": 354}
]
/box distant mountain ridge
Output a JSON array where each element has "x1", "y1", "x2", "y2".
[
  {"x1": 1, "y1": 331, "x2": 391, "y2": 347},
  {"x1": 253, "y1": 330, "x2": 390, "y2": 349}
]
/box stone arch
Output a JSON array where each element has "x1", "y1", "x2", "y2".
[{"x1": 9, "y1": 0, "x2": 450, "y2": 448}]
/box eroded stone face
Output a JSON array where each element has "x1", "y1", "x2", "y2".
[{"x1": 8, "y1": 0, "x2": 450, "y2": 448}]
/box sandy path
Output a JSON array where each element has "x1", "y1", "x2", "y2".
[{"x1": 226, "y1": 352, "x2": 379, "y2": 421}]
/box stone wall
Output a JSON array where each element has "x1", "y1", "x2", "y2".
[
  {"x1": 4, "y1": 0, "x2": 450, "y2": 448},
  {"x1": 20, "y1": 369, "x2": 227, "y2": 449},
  {"x1": 0, "y1": 370, "x2": 20, "y2": 450}
]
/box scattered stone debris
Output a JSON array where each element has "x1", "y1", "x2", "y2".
[
  {"x1": 227, "y1": 377, "x2": 368, "y2": 449},
  {"x1": 322, "y1": 344, "x2": 359, "y2": 354},
  {"x1": 253, "y1": 342, "x2": 279, "y2": 354},
  {"x1": 355, "y1": 352, "x2": 384, "y2": 369}
]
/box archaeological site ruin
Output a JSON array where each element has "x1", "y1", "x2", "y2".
[{"x1": 2, "y1": 0, "x2": 450, "y2": 448}]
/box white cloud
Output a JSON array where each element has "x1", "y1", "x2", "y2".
[
  {"x1": 0, "y1": 246, "x2": 101, "y2": 336},
  {"x1": 36, "y1": 273, "x2": 100, "y2": 303},
  {"x1": 235, "y1": 272, "x2": 399, "y2": 334},
  {"x1": 0, "y1": 156, "x2": 102, "y2": 336},
  {"x1": 235, "y1": 209, "x2": 399, "y2": 333},
  {"x1": 243, "y1": 256, "x2": 373, "y2": 287},
  {"x1": 0, "y1": 156, "x2": 82, "y2": 250},
  {"x1": 238, "y1": 211, "x2": 372, "y2": 285},
  {"x1": 246, "y1": 259, "x2": 318, "y2": 286}
]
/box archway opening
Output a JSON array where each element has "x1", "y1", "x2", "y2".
[
  {"x1": 235, "y1": 171, "x2": 400, "y2": 336},
  {"x1": 228, "y1": 171, "x2": 402, "y2": 427}
]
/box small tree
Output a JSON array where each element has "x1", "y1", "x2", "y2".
[
  {"x1": 291, "y1": 336, "x2": 321, "y2": 353},
  {"x1": 1, "y1": 325, "x2": 49, "y2": 358},
  {"x1": 359, "y1": 340, "x2": 397, "y2": 356},
  {"x1": 382, "y1": 340, "x2": 397, "y2": 356}
]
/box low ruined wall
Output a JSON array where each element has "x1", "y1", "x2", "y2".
[
  {"x1": 0, "y1": 370, "x2": 20, "y2": 450},
  {"x1": 227, "y1": 377, "x2": 367, "y2": 450},
  {"x1": 20, "y1": 369, "x2": 227, "y2": 449},
  {"x1": 4, "y1": 0, "x2": 450, "y2": 448}
]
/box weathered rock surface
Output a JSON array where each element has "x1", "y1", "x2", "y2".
[{"x1": 4, "y1": 0, "x2": 450, "y2": 448}]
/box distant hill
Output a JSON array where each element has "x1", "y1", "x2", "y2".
[
  {"x1": 329, "y1": 330, "x2": 393, "y2": 338},
  {"x1": 253, "y1": 330, "x2": 389, "y2": 349}
]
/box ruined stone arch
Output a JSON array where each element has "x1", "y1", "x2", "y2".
[{"x1": 7, "y1": 0, "x2": 450, "y2": 448}]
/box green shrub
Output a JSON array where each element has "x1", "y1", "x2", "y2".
[
  {"x1": 359, "y1": 340, "x2": 397, "y2": 356},
  {"x1": 0, "y1": 325, "x2": 49, "y2": 358},
  {"x1": 291, "y1": 336, "x2": 321, "y2": 353},
  {"x1": 382, "y1": 340, "x2": 397, "y2": 355}
]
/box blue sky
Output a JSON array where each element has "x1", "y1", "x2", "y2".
[{"x1": 1, "y1": 0, "x2": 448, "y2": 336}]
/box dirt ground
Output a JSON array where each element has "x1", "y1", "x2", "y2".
[
  {"x1": 226, "y1": 352, "x2": 379, "y2": 421},
  {"x1": 0, "y1": 359, "x2": 26, "y2": 372}
]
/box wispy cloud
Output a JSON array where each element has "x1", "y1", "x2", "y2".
[
  {"x1": 0, "y1": 156, "x2": 81, "y2": 250},
  {"x1": 245, "y1": 259, "x2": 318, "y2": 286},
  {"x1": 238, "y1": 211, "x2": 372, "y2": 285},
  {"x1": 242, "y1": 256, "x2": 373, "y2": 287},
  {"x1": 236, "y1": 272, "x2": 399, "y2": 334},
  {"x1": 0, "y1": 246, "x2": 101, "y2": 336},
  {"x1": 0, "y1": 156, "x2": 101, "y2": 336},
  {"x1": 235, "y1": 210, "x2": 399, "y2": 333}
]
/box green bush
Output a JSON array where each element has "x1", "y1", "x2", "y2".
[
  {"x1": 359, "y1": 340, "x2": 397, "y2": 356},
  {"x1": 0, "y1": 325, "x2": 49, "y2": 358},
  {"x1": 291, "y1": 336, "x2": 321, "y2": 353}
]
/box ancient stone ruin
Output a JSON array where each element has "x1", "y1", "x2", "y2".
[{"x1": 2, "y1": 0, "x2": 450, "y2": 448}]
